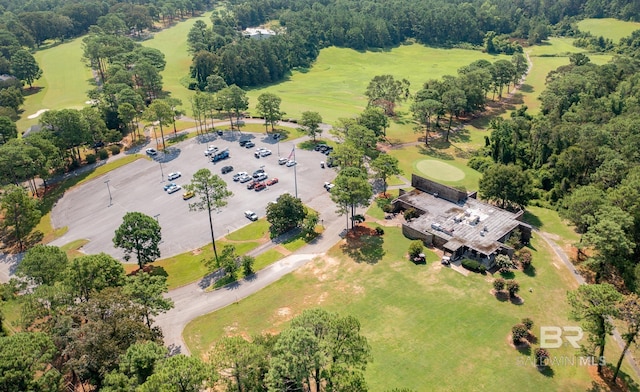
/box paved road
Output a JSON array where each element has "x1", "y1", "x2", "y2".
[{"x1": 155, "y1": 204, "x2": 349, "y2": 354}]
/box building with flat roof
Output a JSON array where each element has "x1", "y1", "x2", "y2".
[
  {"x1": 393, "y1": 175, "x2": 531, "y2": 268},
  {"x1": 243, "y1": 27, "x2": 276, "y2": 40}
]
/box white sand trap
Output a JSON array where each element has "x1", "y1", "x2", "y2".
[
  {"x1": 85, "y1": 99, "x2": 98, "y2": 105},
  {"x1": 27, "y1": 109, "x2": 49, "y2": 119}
]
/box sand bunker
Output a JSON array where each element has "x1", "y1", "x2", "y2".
[{"x1": 27, "y1": 109, "x2": 49, "y2": 119}]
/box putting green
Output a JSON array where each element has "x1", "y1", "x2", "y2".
[{"x1": 415, "y1": 159, "x2": 465, "y2": 182}]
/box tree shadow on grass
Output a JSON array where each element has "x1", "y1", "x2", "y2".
[
  {"x1": 339, "y1": 226, "x2": 385, "y2": 264},
  {"x1": 523, "y1": 265, "x2": 537, "y2": 277},
  {"x1": 416, "y1": 144, "x2": 454, "y2": 160},
  {"x1": 500, "y1": 270, "x2": 515, "y2": 279},
  {"x1": 522, "y1": 210, "x2": 542, "y2": 228},
  {"x1": 538, "y1": 366, "x2": 555, "y2": 378}
]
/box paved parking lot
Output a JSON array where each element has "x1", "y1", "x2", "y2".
[{"x1": 50, "y1": 131, "x2": 338, "y2": 260}]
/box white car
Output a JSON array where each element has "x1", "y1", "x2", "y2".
[
  {"x1": 259, "y1": 149, "x2": 272, "y2": 157},
  {"x1": 324, "y1": 182, "x2": 335, "y2": 191},
  {"x1": 278, "y1": 157, "x2": 288, "y2": 165},
  {"x1": 255, "y1": 173, "x2": 268, "y2": 181},
  {"x1": 167, "y1": 184, "x2": 182, "y2": 194},
  {"x1": 167, "y1": 172, "x2": 181, "y2": 181},
  {"x1": 233, "y1": 172, "x2": 248, "y2": 181},
  {"x1": 285, "y1": 160, "x2": 297, "y2": 167},
  {"x1": 238, "y1": 175, "x2": 252, "y2": 183},
  {"x1": 244, "y1": 210, "x2": 258, "y2": 221},
  {"x1": 145, "y1": 148, "x2": 157, "y2": 156}
]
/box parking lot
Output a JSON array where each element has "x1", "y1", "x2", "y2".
[{"x1": 50, "y1": 131, "x2": 338, "y2": 260}]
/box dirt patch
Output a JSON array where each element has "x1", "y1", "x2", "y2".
[
  {"x1": 276, "y1": 307, "x2": 292, "y2": 317},
  {"x1": 192, "y1": 248, "x2": 202, "y2": 256},
  {"x1": 223, "y1": 322, "x2": 239, "y2": 335},
  {"x1": 306, "y1": 255, "x2": 340, "y2": 282}
]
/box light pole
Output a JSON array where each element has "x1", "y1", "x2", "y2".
[
  {"x1": 154, "y1": 213, "x2": 160, "y2": 222},
  {"x1": 159, "y1": 161, "x2": 164, "y2": 182},
  {"x1": 321, "y1": 218, "x2": 324, "y2": 228},
  {"x1": 104, "y1": 180, "x2": 112, "y2": 206}
]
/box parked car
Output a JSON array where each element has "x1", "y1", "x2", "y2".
[
  {"x1": 260, "y1": 149, "x2": 272, "y2": 157},
  {"x1": 239, "y1": 175, "x2": 252, "y2": 183},
  {"x1": 221, "y1": 166, "x2": 233, "y2": 174},
  {"x1": 255, "y1": 173, "x2": 268, "y2": 181},
  {"x1": 266, "y1": 178, "x2": 279, "y2": 186},
  {"x1": 182, "y1": 191, "x2": 195, "y2": 200},
  {"x1": 324, "y1": 182, "x2": 335, "y2": 191},
  {"x1": 272, "y1": 133, "x2": 281, "y2": 140},
  {"x1": 252, "y1": 169, "x2": 265, "y2": 177},
  {"x1": 244, "y1": 141, "x2": 255, "y2": 148},
  {"x1": 247, "y1": 180, "x2": 259, "y2": 190},
  {"x1": 167, "y1": 184, "x2": 182, "y2": 194},
  {"x1": 239, "y1": 139, "x2": 248, "y2": 146},
  {"x1": 163, "y1": 182, "x2": 177, "y2": 191},
  {"x1": 278, "y1": 157, "x2": 288, "y2": 165},
  {"x1": 244, "y1": 210, "x2": 258, "y2": 221},
  {"x1": 254, "y1": 182, "x2": 267, "y2": 191},
  {"x1": 286, "y1": 160, "x2": 297, "y2": 167},
  {"x1": 146, "y1": 148, "x2": 157, "y2": 156},
  {"x1": 167, "y1": 172, "x2": 181, "y2": 181},
  {"x1": 314, "y1": 144, "x2": 328, "y2": 151},
  {"x1": 233, "y1": 172, "x2": 248, "y2": 181},
  {"x1": 217, "y1": 130, "x2": 223, "y2": 136}
]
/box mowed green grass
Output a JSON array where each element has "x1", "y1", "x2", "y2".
[
  {"x1": 141, "y1": 12, "x2": 213, "y2": 110},
  {"x1": 247, "y1": 45, "x2": 509, "y2": 124},
  {"x1": 522, "y1": 37, "x2": 612, "y2": 114},
  {"x1": 184, "y1": 226, "x2": 597, "y2": 391},
  {"x1": 18, "y1": 38, "x2": 93, "y2": 132},
  {"x1": 577, "y1": 18, "x2": 640, "y2": 42}
]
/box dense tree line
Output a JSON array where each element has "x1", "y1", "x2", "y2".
[
  {"x1": 467, "y1": 53, "x2": 640, "y2": 291},
  {"x1": 186, "y1": 0, "x2": 639, "y2": 88}
]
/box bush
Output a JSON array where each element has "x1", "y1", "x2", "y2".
[
  {"x1": 382, "y1": 203, "x2": 395, "y2": 213},
  {"x1": 241, "y1": 255, "x2": 255, "y2": 276},
  {"x1": 493, "y1": 278, "x2": 505, "y2": 291},
  {"x1": 506, "y1": 279, "x2": 520, "y2": 297},
  {"x1": 404, "y1": 208, "x2": 418, "y2": 221},
  {"x1": 512, "y1": 323, "x2": 528, "y2": 344},
  {"x1": 462, "y1": 258, "x2": 486, "y2": 273},
  {"x1": 376, "y1": 196, "x2": 391, "y2": 211},
  {"x1": 98, "y1": 149, "x2": 109, "y2": 160},
  {"x1": 516, "y1": 248, "x2": 533, "y2": 269},
  {"x1": 495, "y1": 254, "x2": 515, "y2": 272},
  {"x1": 375, "y1": 227, "x2": 384, "y2": 236},
  {"x1": 522, "y1": 317, "x2": 534, "y2": 330},
  {"x1": 85, "y1": 154, "x2": 97, "y2": 164},
  {"x1": 109, "y1": 145, "x2": 121, "y2": 155},
  {"x1": 534, "y1": 347, "x2": 550, "y2": 367},
  {"x1": 408, "y1": 240, "x2": 424, "y2": 259}
]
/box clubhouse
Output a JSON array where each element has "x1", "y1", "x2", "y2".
[{"x1": 392, "y1": 175, "x2": 532, "y2": 268}]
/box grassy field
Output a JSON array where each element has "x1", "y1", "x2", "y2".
[
  {"x1": 183, "y1": 225, "x2": 605, "y2": 391},
  {"x1": 141, "y1": 13, "x2": 212, "y2": 111},
  {"x1": 18, "y1": 38, "x2": 94, "y2": 133},
  {"x1": 577, "y1": 18, "x2": 640, "y2": 42}
]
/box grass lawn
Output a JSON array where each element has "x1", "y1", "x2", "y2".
[
  {"x1": 18, "y1": 38, "x2": 94, "y2": 133},
  {"x1": 226, "y1": 219, "x2": 270, "y2": 241},
  {"x1": 59, "y1": 239, "x2": 90, "y2": 259},
  {"x1": 252, "y1": 249, "x2": 285, "y2": 272},
  {"x1": 183, "y1": 225, "x2": 601, "y2": 391},
  {"x1": 141, "y1": 13, "x2": 213, "y2": 115},
  {"x1": 246, "y1": 45, "x2": 509, "y2": 125},
  {"x1": 523, "y1": 205, "x2": 581, "y2": 248},
  {"x1": 387, "y1": 144, "x2": 482, "y2": 192},
  {"x1": 577, "y1": 18, "x2": 640, "y2": 42}
]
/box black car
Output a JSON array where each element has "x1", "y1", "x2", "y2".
[
  {"x1": 221, "y1": 165, "x2": 233, "y2": 174},
  {"x1": 217, "y1": 130, "x2": 223, "y2": 136},
  {"x1": 239, "y1": 139, "x2": 248, "y2": 146}
]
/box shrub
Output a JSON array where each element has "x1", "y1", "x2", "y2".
[
  {"x1": 98, "y1": 149, "x2": 109, "y2": 160},
  {"x1": 404, "y1": 208, "x2": 418, "y2": 221},
  {"x1": 241, "y1": 255, "x2": 255, "y2": 276},
  {"x1": 375, "y1": 227, "x2": 384, "y2": 236},
  {"x1": 512, "y1": 323, "x2": 528, "y2": 344},
  {"x1": 493, "y1": 278, "x2": 505, "y2": 291},
  {"x1": 408, "y1": 240, "x2": 424, "y2": 259},
  {"x1": 506, "y1": 279, "x2": 520, "y2": 297},
  {"x1": 534, "y1": 347, "x2": 550, "y2": 367},
  {"x1": 376, "y1": 196, "x2": 391, "y2": 211},
  {"x1": 109, "y1": 145, "x2": 121, "y2": 155},
  {"x1": 85, "y1": 154, "x2": 97, "y2": 164},
  {"x1": 382, "y1": 203, "x2": 395, "y2": 213},
  {"x1": 495, "y1": 254, "x2": 515, "y2": 272},
  {"x1": 506, "y1": 229, "x2": 523, "y2": 249},
  {"x1": 516, "y1": 248, "x2": 533, "y2": 269},
  {"x1": 462, "y1": 259, "x2": 486, "y2": 273},
  {"x1": 522, "y1": 317, "x2": 534, "y2": 330}
]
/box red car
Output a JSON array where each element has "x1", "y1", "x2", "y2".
[
  {"x1": 254, "y1": 182, "x2": 267, "y2": 191},
  {"x1": 266, "y1": 178, "x2": 279, "y2": 186},
  {"x1": 247, "y1": 181, "x2": 258, "y2": 190}
]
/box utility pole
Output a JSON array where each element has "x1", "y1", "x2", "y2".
[{"x1": 104, "y1": 180, "x2": 112, "y2": 207}]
